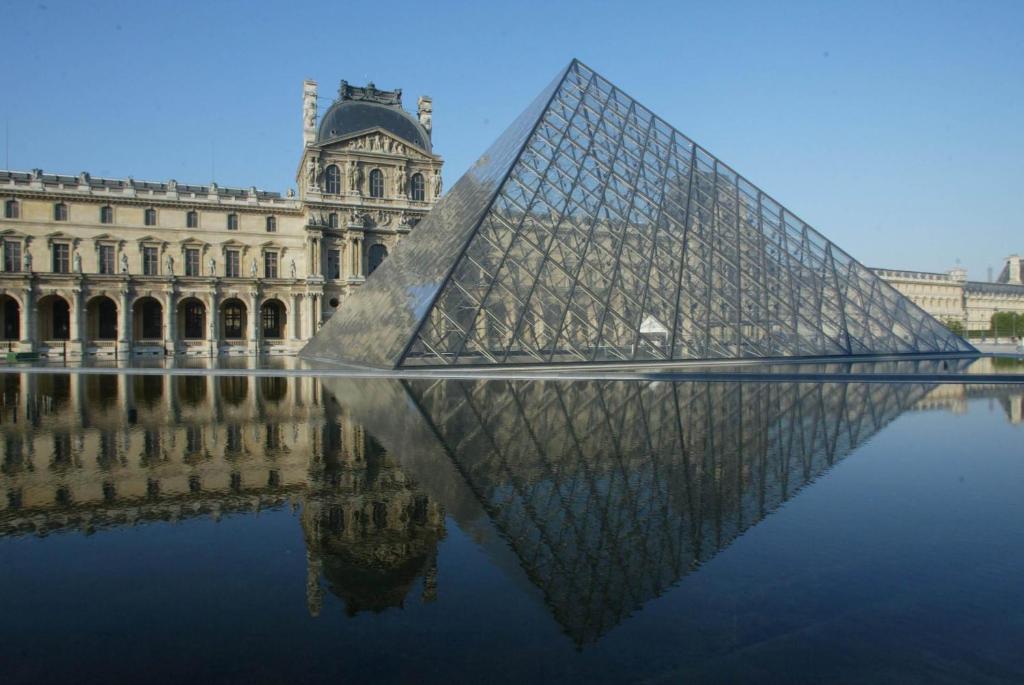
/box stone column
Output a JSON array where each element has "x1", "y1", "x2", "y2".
[
  {"x1": 19, "y1": 288, "x2": 33, "y2": 351},
  {"x1": 291, "y1": 293, "x2": 301, "y2": 341},
  {"x1": 164, "y1": 292, "x2": 176, "y2": 356},
  {"x1": 117, "y1": 288, "x2": 131, "y2": 357},
  {"x1": 70, "y1": 288, "x2": 83, "y2": 357},
  {"x1": 351, "y1": 238, "x2": 364, "y2": 277},
  {"x1": 209, "y1": 296, "x2": 219, "y2": 357},
  {"x1": 249, "y1": 291, "x2": 260, "y2": 355}
]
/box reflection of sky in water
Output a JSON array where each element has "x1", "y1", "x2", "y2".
[{"x1": 0, "y1": 372, "x2": 1023, "y2": 683}]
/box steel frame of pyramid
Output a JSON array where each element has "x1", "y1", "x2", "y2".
[{"x1": 302, "y1": 60, "x2": 976, "y2": 369}]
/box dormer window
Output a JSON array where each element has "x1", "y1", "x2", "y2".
[
  {"x1": 227, "y1": 213, "x2": 238, "y2": 231},
  {"x1": 266, "y1": 216, "x2": 277, "y2": 233},
  {"x1": 4, "y1": 199, "x2": 18, "y2": 219},
  {"x1": 100, "y1": 206, "x2": 113, "y2": 224},
  {"x1": 411, "y1": 173, "x2": 425, "y2": 201},
  {"x1": 54, "y1": 203, "x2": 68, "y2": 221},
  {"x1": 324, "y1": 165, "x2": 341, "y2": 194},
  {"x1": 369, "y1": 169, "x2": 384, "y2": 198},
  {"x1": 186, "y1": 210, "x2": 198, "y2": 229},
  {"x1": 144, "y1": 208, "x2": 157, "y2": 226}
]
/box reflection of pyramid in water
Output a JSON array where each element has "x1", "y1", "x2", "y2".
[
  {"x1": 302, "y1": 60, "x2": 974, "y2": 368},
  {"x1": 401, "y1": 376, "x2": 934, "y2": 645}
]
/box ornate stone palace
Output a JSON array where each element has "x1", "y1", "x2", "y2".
[
  {"x1": 0, "y1": 79, "x2": 443, "y2": 358},
  {"x1": 873, "y1": 255, "x2": 1024, "y2": 334}
]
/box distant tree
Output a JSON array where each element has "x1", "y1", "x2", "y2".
[
  {"x1": 941, "y1": 318, "x2": 966, "y2": 337},
  {"x1": 990, "y1": 312, "x2": 1023, "y2": 338}
]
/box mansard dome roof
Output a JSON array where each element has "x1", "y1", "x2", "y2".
[{"x1": 317, "y1": 98, "x2": 431, "y2": 152}]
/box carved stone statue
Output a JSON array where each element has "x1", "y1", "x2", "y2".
[
  {"x1": 250, "y1": 259, "x2": 258, "y2": 278},
  {"x1": 287, "y1": 188, "x2": 295, "y2": 198},
  {"x1": 72, "y1": 251, "x2": 82, "y2": 273},
  {"x1": 290, "y1": 259, "x2": 297, "y2": 279},
  {"x1": 165, "y1": 254, "x2": 174, "y2": 275},
  {"x1": 306, "y1": 157, "x2": 317, "y2": 188},
  {"x1": 352, "y1": 162, "x2": 364, "y2": 193},
  {"x1": 208, "y1": 256, "x2": 216, "y2": 276},
  {"x1": 305, "y1": 99, "x2": 316, "y2": 129},
  {"x1": 418, "y1": 96, "x2": 433, "y2": 136},
  {"x1": 22, "y1": 251, "x2": 32, "y2": 271},
  {"x1": 120, "y1": 252, "x2": 129, "y2": 274},
  {"x1": 394, "y1": 166, "x2": 406, "y2": 196},
  {"x1": 433, "y1": 169, "x2": 443, "y2": 198}
]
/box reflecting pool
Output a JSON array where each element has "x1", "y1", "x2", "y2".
[{"x1": 1, "y1": 370, "x2": 1023, "y2": 682}]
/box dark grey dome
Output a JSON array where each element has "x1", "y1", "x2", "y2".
[{"x1": 317, "y1": 100, "x2": 431, "y2": 151}]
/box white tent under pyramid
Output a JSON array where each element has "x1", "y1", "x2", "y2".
[{"x1": 302, "y1": 60, "x2": 975, "y2": 369}]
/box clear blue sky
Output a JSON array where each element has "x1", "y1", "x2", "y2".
[{"x1": 2, "y1": 0, "x2": 1021, "y2": 279}]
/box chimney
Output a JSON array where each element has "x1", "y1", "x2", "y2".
[
  {"x1": 303, "y1": 79, "x2": 318, "y2": 147},
  {"x1": 1007, "y1": 255, "x2": 1022, "y2": 285},
  {"x1": 418, "y1": 95, "x2": 433, "y2": 138}
]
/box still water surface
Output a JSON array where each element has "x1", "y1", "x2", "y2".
[{"x1": 1, "y1": 370, "x2": 1023, "y2": 683}]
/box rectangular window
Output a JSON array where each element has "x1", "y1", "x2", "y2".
[
  {"x1": 327, "y1": 249, "x2": 341, "y2": 279},
  {"x1": 143, "y1": 247, "x2": 159, "y2": 275},
  {"x1": 226, "y1": 250, "x2": 240, "y2": 278},
  {"x1": 184, "y1": 248, "x2": 200, "y2": 277},
  {"x1": 4, "y1": 241, "x2": 21, "y2": 273},
  {"x1": 187, "y1": 211, "x2": 198, "y2": 229},
  {"x1": 264, "y1": 252, "x2": 278, "y2": 279},
  {"x1": 52, "y1": 243, "x2": 69, "y2": 273},
  {"x1": 144, "y1": 208, "x2": 157, "y2": 226},
  {"x1": 98, "y1": 245, "x2": 114, "y2": 275},
  {"x1": 227, "y1": 214, "x2": 238, "y2": 231},
  {"x1": 100, "y1": 206, "x2": 113, "y2": 224}
]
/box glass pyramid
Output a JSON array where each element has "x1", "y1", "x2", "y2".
[{"x1": 302, "y1": 60, "x2": 975, "y2": 369}]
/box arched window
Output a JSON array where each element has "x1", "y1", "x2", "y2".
[
  {"x1": 410, "y1": 173, "x2": 425, "y2": 202},
  {"x1": 369, "y1": 169, "x2": 384, "y2": 198},
  {"x1": 266, "y1": 216, "x2": 277, "y2": 233},
  {"x1": 181, "y1": 299, "x2": 206, "y2": 339},
  {"x1": 222, "y1": 299, "x2": 245, "y2": 338},
  {"x1": 324, "y1": 165, "x2": 341, "y2": 194},
  {"x1": 54, "y1": 203, "x2": 68, "y2": 221},
  {"x1": 4, "y1": 199, "x2": 18, "y2": 219},
  {"x1": 328, "y1": 212, "x2": 338, "y2": 229},
  {"x1": 367, "y1": 244, "x2": 388, "y2": 274},
  {"x1": 186, "y1": 210, "x2": 198, "y2": 229},
  {"x1": 227, "y1": 213, "x2": 238, "y2": 230},
  {"x1": 144, "y1": 208, "x2": 157, "y2": 226},
  {"x1": 99, "y1": 206, "x2": 113, "y2": 224}
]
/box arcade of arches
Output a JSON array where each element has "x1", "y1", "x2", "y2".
[{"x1": 0, "y1": 289, "x2": 303, "y2": 358}]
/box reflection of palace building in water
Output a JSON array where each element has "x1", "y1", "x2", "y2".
[
  {"x1": 0, "y1": 371, "x2": 446, "y2": 616},
  {"x1": 2, "y1": 370, "x2": 1019, "y2": 640},
  {"x1": 0, "y1": 78, "x2": 442, "y2": 358},
  {"x1": 873, "y1": 255, "x2": 1024, "y2": 333}
]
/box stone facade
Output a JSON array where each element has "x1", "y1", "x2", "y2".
[
  {"x1": 0, "y1": 78, "x2": 442, "y2": 359},
  {"x1": 874, "y1": 255, "x2": 1024, "y2": 335}
]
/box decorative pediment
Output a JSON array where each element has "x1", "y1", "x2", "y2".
[
  {"x1": 45, "y1": 230, "x2": 76, "y2": 241},
  {"x1": 322, "y1": 127, "x2": 433, "y2": 160},
  {"x1": 136, "y1": 235, "x2": 169, "y2": 247}
]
